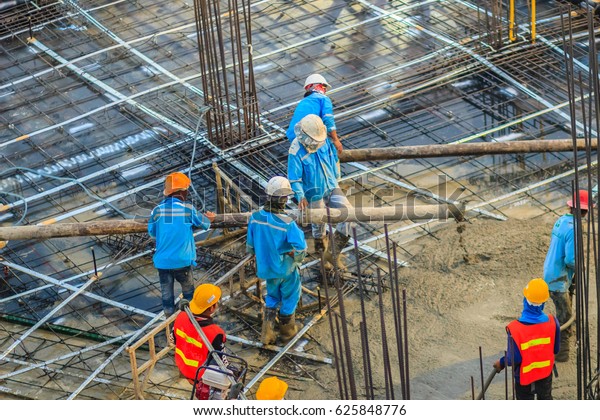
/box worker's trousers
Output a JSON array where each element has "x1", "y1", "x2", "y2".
[
  {"x1": 550, "y1": 291, "x2": 573, "y2": 337},
  {"x1": 264, "y1": 269, "x2": 302, "y2": 316},
  {"x1": 157, "y1": 266, "x2": 194, "y2": 317},
  {"x1": 515, "y1": 374, "x2": 553, "y2": 400},
  {"x1": 309, "y1": 188, "x2": 353, "y2": 239}
]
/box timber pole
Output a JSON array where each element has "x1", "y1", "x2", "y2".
[
  {"x1": 0, "y1": 203, "x2": 464, "y2": 241},
  {"x1": 338, "y1": 138, "x2": 598, "y2": 162}
]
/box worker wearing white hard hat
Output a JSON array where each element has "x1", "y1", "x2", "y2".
[
  {"x1": 288, "y1": 114, "x2": 354, "y2": 270},
  {"x1": 247, "y1": 176, "x2": 307, "y2": 345},
  {"x1": 285, "y1": 73, "x2": 344, "y2": 155}
]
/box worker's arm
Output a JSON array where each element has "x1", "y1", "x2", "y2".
[
  {"x1": 246, "y1": 222, "x2": 255, "y2": 255},
  {"x1": 322, "y1": 97, "x2": 342, "y2": 153},
  {"x1": 287, "y1": 222, "x2": 307, "y2": 263},
  {"x1": 494, "y1": 335, "x2": 522, "y2": 372},
  {"x1": 191, "y1": 207, "x2": 213, "y2": 230},
  {"x1": 564, "y1": 228, "x2": 575, "y2": 270},
  {"x1": 553, "y1": 316, "x2": 561, "y2": 355},
  {"x1": 147, "y1": 207, "x2": 158, "y2": 238},
  {"x1": 288, "y1": 146, "x2": 308, "y2": 209}
]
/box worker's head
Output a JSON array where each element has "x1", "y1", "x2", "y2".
[
  {"x1": 568, "y1": 189, "x2": 590, "y2": 217},
  {"x1": 164, "y1": 172, "x2": 191, "y2": 199},
  {"x1": 265, "y1": 176, "x2": 294, "y2": 206},
  {"x1": 304, "y1": 73, "x2": 331, "y2": 94},
  {"x1": 256, "y1": 376, "x2": 288, "y2": 400},
  {"x1": 523, "y1": 278, "x2": 550, "y2": 306},
  {"x1": 189, "y1": 284, "x2": 222, "y2": 315},
  {"x1": 294, "y1": 114, "x2": 327, "y2": 153}
]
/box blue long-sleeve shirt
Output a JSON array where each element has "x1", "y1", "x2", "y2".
[
  {"x1": 286, "y1": 92, "x2": 336, "y2": 142},
  {"x1": 148, "y1": 197, "x2": 211, "y2": 269},
  {"x1": 288, "y1": 138, "x2": 340, "y2": 203},
  {"x1": 543, "y1": 214, "x2": 575, "y2": 292},
  {"x1": 246, "y1": 209, "x2": 307, "y2": 279}
]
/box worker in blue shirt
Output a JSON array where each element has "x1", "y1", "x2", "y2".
[
  {"x1": 286, "y1": 74, "x2": 344, "y2": 154},
  {"x1": 247, "y1": 176, "x2": 307, "y2": 345},
  {"x1": 543, "y1": 189, "x2": 589, "y2": 362},
  {"x1": 148, "y1": 172, "x2": 215, "y2": 317},
  {"x1": 288, "y1": 114, "x2": 353, "y2": 269}
]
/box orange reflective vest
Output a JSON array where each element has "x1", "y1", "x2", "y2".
[
  {"x1": 173, "y1": 312, "x2": 226, "y2": 380},
  {"x1": 506, "y1": 317, "x2": 556, "y2": 385}
]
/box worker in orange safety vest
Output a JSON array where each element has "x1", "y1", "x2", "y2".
[
  {"x1": 173, "y1": 283, "x2": 227, "y2": 399},
  {"x1": 493, "y1": 278, "x2": 560, "y2": 400}
]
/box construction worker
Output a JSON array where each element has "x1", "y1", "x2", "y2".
[
  {"x1": 246, "y1": 176, "x2": 307, "y2": 345},
  {"x1": 542, "y1": 189, "x2": 589, "y2": 362},
  {"x1": 148, "y1": 172, "x2": 216, "y2": 317},
  {"x1": 256, "y1": 376, "x2": 288, "y2": 400},
  {"x1": 288, "y1": 114, "x2": 353, "y2": 268},
  {"x1": 173, "y1": 283, "x2": 227, "y2": 399},
  {"x1": 286, "y1": 73, "x2": 344, "y2": 154},
  {"x1": 493, "y1": 278, "x2": 560, "y2": 400}
]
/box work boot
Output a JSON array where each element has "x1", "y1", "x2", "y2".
[
  {"x1": 314, "y1": 237, "x2": 326, "y2": 254},
  {"x1": 279, "y1": 313, "x2": 300, "y2": 342},
  {"x1": 323, "y1": 231, "x2": 350, "y2": 270},
  {"x1": 556, "y1": 332, "x2": 570, "y2": 362},
  {"x1": 261, "y1": 307, "x2": 278, "y2": 345}
]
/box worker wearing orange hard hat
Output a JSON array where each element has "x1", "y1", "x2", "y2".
[
  {"x1": 256, "y1": 376, "x2": 288, "y2": 400},
  {"x1": 542, "y1": 189, "x2": 591, "y2": 362},
  {"x1": 148, "y1": 172, "x2": 216, "y2": 317},
  {"x1": 493, "y1": 279, "x2": 560, "y2": 400}
]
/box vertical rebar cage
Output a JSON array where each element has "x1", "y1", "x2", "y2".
[{"x1": 193, "y1": 0, "x2": 261, "y2": 148}]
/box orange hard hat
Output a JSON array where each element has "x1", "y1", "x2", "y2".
[
  {"x1": 567, "y1": 189, "x2": 590, "y2": 210},
  {"x1": 164, "y1": 172, "x2": 191, "y2": 196},
  {"x1": 256, "y1": 376, "x2": 288, "y2": 400}
]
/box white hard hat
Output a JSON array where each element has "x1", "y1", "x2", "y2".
[
  {"x1": 304, "y1": 74, "x2": 331, "y2": 90},
  {"x1": 265, "y1": 176, "x2": 293, "y2": 197},
  {"x1": 295, "y1": 113, "x2": 327, "y2": 140}
]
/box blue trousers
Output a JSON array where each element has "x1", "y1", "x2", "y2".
[
  {"x1": 157, "y1": 266, "x2": 194, "y2": 317},
  {"x1": 265, "y1": 269, "x2": 301, "y2": 316}
]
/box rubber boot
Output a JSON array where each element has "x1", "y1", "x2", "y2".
[
  {"x1": 323, "y1": 231, "x2": 350, "y2": 270},
  {"x1": 279, "y1": 313, "x2": 300, "y2": 342},
  {"x1": 261, "y1": 307, "x2": 278, "y2": 345},
  {"x1": 556, "y1": 330, "x2": 570, "y2": 362}
]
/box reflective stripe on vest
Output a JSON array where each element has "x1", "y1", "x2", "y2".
[
  {"x1": 175, "y1": 328, "x2": 204, "y2": 349},
  {"x1": 520, "y1": 337, "x2": 551, "y2": 351},
  {"x1": 175, "y1": 347, "x2": 199, "y2": 367},
  {"x1": 522, "y1": 360, "x2": 551, "y2": 373}
]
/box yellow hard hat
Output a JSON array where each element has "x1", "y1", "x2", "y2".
[
  {"x1": 164, "y1": 172, "x2": 191, "y2": 196},
  {"x1": 189, "y1": 284, "x2": 221, "y2": 314},
  {"x1": 523, "y1": 278, "x2": 549, "y2": 304},
  {"x1": 256, "y1": 376, "x2": 288, "y2": 400}
]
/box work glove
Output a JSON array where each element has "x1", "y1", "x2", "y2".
[
  {"x1": 569, "y1": 275, "x2": 576, "y2": 296},
  {"x1": 179, "y1": 299, "x2": 190, "y2": 311}
]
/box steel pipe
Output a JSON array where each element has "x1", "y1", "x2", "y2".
[{"x1": 0, "y1": 204, "x2": 465, "y2": 241}]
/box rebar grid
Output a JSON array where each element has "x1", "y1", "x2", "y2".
[{"x1": 0, "y1": 0, "x2": 599, "y2": 400}]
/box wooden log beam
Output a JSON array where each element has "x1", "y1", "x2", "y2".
[
  {"x1": 0, "y1": 203, "x2": 464, "y2": 241},
  {"x1": 338, "y1": 138, "x2": 598, "y2": 162}
]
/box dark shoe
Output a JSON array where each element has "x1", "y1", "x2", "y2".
[
  {"x1": 314, "y1": 237, "x2": 326, "y2": 253},
  {"x1": 279, "y1": 313, "x2": 300, "y2": 342},
  {"x1": 261, "y1": 307, "x2": 278, "y2": 345}
]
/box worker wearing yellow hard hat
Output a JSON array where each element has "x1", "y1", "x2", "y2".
[
  {"x1": 256, "y1": 376, "x2": 288, "y2": 400},
  {"x1": 493, "y1": 278, "x2": 560, "y2": 400},
  {"x1": 148, "y1": 172, "x2": 216, "y2": 317}
]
